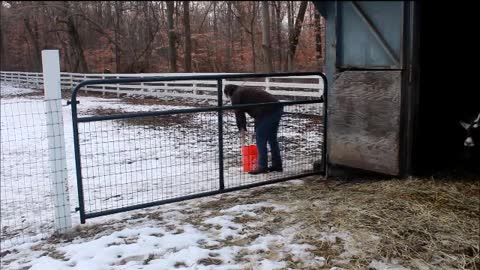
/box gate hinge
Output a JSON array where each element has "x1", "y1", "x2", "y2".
[
  {"x1": 67, "y1": 100, "x2": 80, "y2": 106},
  {"x1": 75, "y1": 207, "x2": 80, "y2": 212}
]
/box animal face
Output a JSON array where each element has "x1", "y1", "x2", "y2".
[{"x1": 460, "y1": 112, "x2": 480, "y2": 147}]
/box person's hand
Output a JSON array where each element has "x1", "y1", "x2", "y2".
[{"x1": 240, "y1": 129, "x2": 246, "y2": 145}]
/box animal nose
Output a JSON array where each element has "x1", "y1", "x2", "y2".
[{"x1": 464, "y1": 137, "x2": 475, "y2": 147}]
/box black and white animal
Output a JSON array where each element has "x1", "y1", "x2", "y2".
[
  {"x1": 460, "y1": 112, "x2": 480, "y2": 148},
  {"x1": 458, "y1": 111, "x2": 480, "y2": 170}
]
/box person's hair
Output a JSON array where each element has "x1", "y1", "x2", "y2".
[{"x1": 224, "y1": 85, "x2": 238, "y2": 98}]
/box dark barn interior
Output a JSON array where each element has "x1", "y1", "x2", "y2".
[
  {"x1": 413, "y1": 2, "x2": 478, "y2": 176},
  {"x1": 313, "y1": 1, "x2": 478, "y2": 178}
]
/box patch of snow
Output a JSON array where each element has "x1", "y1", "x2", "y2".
[
  {"x1": 368, "y1": 260, "x2": 410, "y2": 270},
  {"x1": 0, "y1": 84, "x2": 38, "y2": 97}
]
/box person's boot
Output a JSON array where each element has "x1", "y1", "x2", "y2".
[{"x1": 248, "y1": 167, "x2": 268, "y2": 175}]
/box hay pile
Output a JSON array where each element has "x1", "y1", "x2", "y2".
[{"x1": 291, "y1": 175, "x2": 479, "y2": 269}]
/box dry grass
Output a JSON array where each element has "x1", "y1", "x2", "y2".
[
  {"x1": 288, "y1": 176, "x2": 480, "y2": 269},
  {"x1": 197, "y1": 257, "x2": 223, "y2": 265},
  {"x1": 37, "y1": 173, "x2": 478, "y2": 270}
]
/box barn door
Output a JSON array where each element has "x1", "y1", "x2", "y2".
[{"x1": 316, "y1": 1, "x2": 408, "y2": 176}]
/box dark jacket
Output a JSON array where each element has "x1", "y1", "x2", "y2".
[{"x1": 228, "y1": 86, "x2": 282, "y2": 131}]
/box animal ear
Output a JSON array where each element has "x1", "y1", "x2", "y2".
[
  {"x1": 460, "y1": 121, "x2": 470, "y2": 130},
  {"x1": 474, "y1": 112, "x2": 480, "y2": 123}
]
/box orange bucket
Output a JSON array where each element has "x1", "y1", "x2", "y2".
[{"x1": 241, "y1": 144, "x2": 258, "y2": 172}]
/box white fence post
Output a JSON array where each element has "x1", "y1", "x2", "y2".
[
  {"x1": 102, "y1": 74, "x2": 106, "y2": 96},
  {"x1": 38, "y1": 73, "x2": 40, "y2": 88},
  {"x1": 60, "y1": 73, "x2": 64, "y2": 90},
  {"x1": 140, "y1": 75, "x2": 145, "y2": 99},
  {"x1": 117, "y1": 75, "x2": 120, "y2": 97},
  {"x1": 84, "y1": 74, "x2": 88, "y2": 94},
  {"x1": 42, "y1": 50, "x2": 72, "y2": 234}
]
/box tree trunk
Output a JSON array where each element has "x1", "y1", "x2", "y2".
[
  {"x1": 240, "y1": 28, "x2": 244, "y2": 69},
  {"x1": 183, "y1": 1, "x2": 192, "y2": 72},
  {"x1": 274, "y1": 2, "x2": 283, "y2": 71},
  {"x1": 0, "y1": 23, "x2": 7, "y2": 70},
  {"x1": 114, "y1": 1, "x2": 122, "y2": 72},
  {"x1": 261, "y1": 1, "x2": 273, "y2": 73},
  {"x1": 66, "y1": 15, "x2": 89, "y2": 73},
  {"x1": 314, "y1": 9, "x2": 323, "y2": 71},
  {"x1": 63, "y1": 2, "x2": 88, "y2": 73},
  {"x1": 225, "y1": 1, "x2": 233, "y2": 72},
  {"x1": 288, "y1": 1, "x2": 308, "y2": 70},
  {"x1": 250, "y1": 3, "x2": 257, "y2": 72},
  {"x1": 23, "y1": 17, "x2": 42, "y2": 72},
  {"x1": 213, "y1": 1, "x2": 218, "y2": 72},
  {"x1": 166, "y1": 1, "x2": 177, "y2": 72},
  {"x1": 286, "y1": 1, "x2": 294, "y2": 70},
  {"x1": 250, "y1": 33, "x2": 256, "y2": 72}
]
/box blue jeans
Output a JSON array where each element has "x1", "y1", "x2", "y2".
[{"x1": 255, "y1": 107, "x2": 283, "y2": 169}]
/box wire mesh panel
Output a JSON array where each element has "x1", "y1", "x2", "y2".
[
  {"x1": 76, "y1": 104, "x2": 323, "y2": 219},
  {"x1": 223, "y1": 103, "x2": 323, "y2": 188},
  {"x1": 0, "y1": 99, "x2": 61, "y2": 247},
  {"x1": 71, "y1": 73, "x2": 326, "y2": 222},
  {"x1": 77, "y1": 112, "x2": 220, "y2": 216}
]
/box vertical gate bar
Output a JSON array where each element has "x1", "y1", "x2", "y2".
[
  {"x1": 71, "y1": 89, "x2": 87, "y2": 224},
  {"x1": 217, "y1": 79, "x2": 225, "y2": 190},
  {"x1": 320, "y1": 73, "x2": 328, "y2": 175}
]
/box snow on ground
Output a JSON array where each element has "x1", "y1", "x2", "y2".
[
  {"x1": 0, "y1": 83, "x2": 412, "y2": 270},
  {"x1": 1, "y1": 82, "x2": 323, "y2": 249},
  {"x1": 0, "y1": 83, "x2": 37, "y2": 97},
  {"x1": 1, "y1": 174, "x2": 410, "y2": 270},
  {"x1": 1, "y1": 179, "x2": 362, "y2": 270},
  {"x1": 1, "y1": 83, "x2": 393, "y2": 270}
]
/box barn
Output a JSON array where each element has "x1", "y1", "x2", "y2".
[{"x1": 313, "y1": 1, "x2": 478, "y2": 177}]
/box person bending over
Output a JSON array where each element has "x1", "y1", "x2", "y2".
[{"x1": 224, "y1": 85, "x2": 284, "y2": 175}]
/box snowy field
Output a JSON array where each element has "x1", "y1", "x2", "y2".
[
  {"x1": 2, "y1": 179, "x2": 371, "y2": 270},
  {"x1": 1, "y1": 83, "x2": 466, "y2": 270},
  {"x1": 1, "y1": 82, "x2": 322, "y2": 247}
]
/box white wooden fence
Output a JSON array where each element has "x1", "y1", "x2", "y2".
[{"x1": 0, "y1": 71, "x2": 324, "y2": 101}]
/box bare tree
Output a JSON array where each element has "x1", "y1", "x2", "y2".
[
  {"x1": 273, "y1": 2, "x2": 284, "y2": 71},
  {"x1": 232, "y1": 2, "x2": 259, "y2": 72},
  {"x1": 225, "y1": 1, "x2": 233, "y2": 72},
  {"x1": 54, "y1": 1, "x2": 89, "y2": 73},
  {"x1": 287, "y1": 1, "x2": 308, "y2": 70},
  {"x1": 213, "y1": 1, "x2": 217, "y2": 71},
  {"x1": 261, "y1": 1, "x2": 273, "y2": 72},
  {"x1": 183, "y1": 1, "x2": 192, "y2": 72},
  {"x1": 23, "y1": 16, "x2": 42, "y2": 71},
  {"x1": 166, "y1": 1, "x2": 177, "y2": 72},
  {"x1": 0, "y1": 4, "x2": 7, "y2": 70},
  {"x1": 314, "y1": 9, "x2": 323, "y2": 71},
  {"x1": 114, "y1": 1, "x2": 122, "y2": 72},
  {"x1": 286, "y1": 1, "x2": 294, "y2": 70},
  {"x1": 0, "y1": 0, "x2": 325, "y2": 73}
]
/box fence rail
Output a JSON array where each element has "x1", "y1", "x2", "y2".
[{"x1": 0, "y1": 71, "x2": 323, "y2": 101}]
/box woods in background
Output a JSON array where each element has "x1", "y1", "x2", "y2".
[{"x1": 0, "y1": 1, "x2": 325, "y2": 73}]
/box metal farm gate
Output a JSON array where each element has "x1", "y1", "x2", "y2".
[{"x1": 69, "y1": 73, "x2": 327, "y2": 223}]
